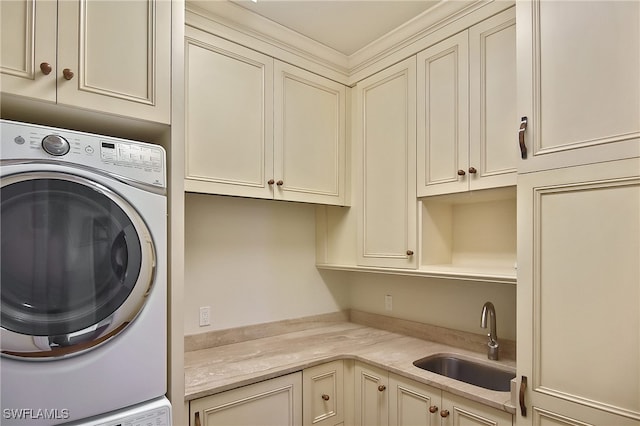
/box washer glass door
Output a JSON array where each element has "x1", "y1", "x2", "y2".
[{"x1": 0, "y1": 173, "x2": 155, "y2": 358}]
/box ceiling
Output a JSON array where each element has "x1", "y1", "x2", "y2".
[{"x1": 228, "y1": 0, "x2": 442, "y2": 56}]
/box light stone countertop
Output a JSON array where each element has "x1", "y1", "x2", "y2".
[{"x1": 184, "y1": 321, "x2": 517, "y2": 414}]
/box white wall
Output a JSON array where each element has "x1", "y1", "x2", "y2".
[
  {"x1": 348, "y1": 273, "x2": 517, "y2": 341},
  {"x1": 184, "y1": 193, "x2": 349, "y2": 335},
  {"x1": 185, "y1": 193, "x2": 516, "y2": 341}
]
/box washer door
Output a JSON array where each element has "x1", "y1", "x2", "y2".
[{"x1": 0, "y1": 172, "x2": 156, "y2": 359}]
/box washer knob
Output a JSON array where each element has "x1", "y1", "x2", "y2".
[{"x1": 42, "y1": 134, "x2": 70, "y2": 156}]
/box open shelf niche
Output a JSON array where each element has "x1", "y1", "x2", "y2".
[{"x1": 419, "y1": 186, "x2": 517, "y2": 283}]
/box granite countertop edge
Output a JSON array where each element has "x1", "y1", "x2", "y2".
[{"x1": 184, "y1": 322, "x2": 517, "y2": 414}]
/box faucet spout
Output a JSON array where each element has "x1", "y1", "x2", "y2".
[{"x1": 480, "y1": 302, "x2": 499, "y2": 360}]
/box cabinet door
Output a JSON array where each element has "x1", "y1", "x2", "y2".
[
  {"x1": 190, "y1": 372, "x2": 302, "y2": 426},
  {"x1": 389, "y1": 373, "x2": 440, "y2": 426},
  {"x1": 274, "y1": 61, "x2": 346, "y2": 206},
  {"x1": 184, "y1": 28, "x2": 274, "y2": 199},
  {"x1": 417, "y1": 31, "x2": 469, "y2": 197},
  {"x1": 56, "y1": 0, "x2": 170, "y2": 123},
  {"x1": 303, "y1": 360, "x2": 344, "y2": 426},
  {"x1": 356, "y1": 57, "x2": 417, "y2": 268},
  {"x1": 517, "y1": 158, "x2": 640, "y2": 425},
  {"x1": 442, "y1": 392, "x2": 512, "y2": 426},
  {"x1": 469, "y1": 8, "x2": 517, "y2": 191},
  {"x1": 0, "y1": 0, "x2": 56, "y2": 101},
  {"x1": 517, "y1": 0, "x2": 640, "y2": 173},
  {"x1": 354, "y1": 363, "x2": 389, "y2": 426}
]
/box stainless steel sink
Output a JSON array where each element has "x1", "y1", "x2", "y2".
[{"x1": 413, "y1": 354, "x2": 515, "y2": 392}]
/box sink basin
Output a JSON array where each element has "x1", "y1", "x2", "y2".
[{"x1": 413, "y1": 354, "x2": 515, "y2": 392}]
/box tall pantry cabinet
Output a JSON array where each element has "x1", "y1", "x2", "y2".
[{"x1": 516, "y1": 1, "x2": 640, "y2": 425}]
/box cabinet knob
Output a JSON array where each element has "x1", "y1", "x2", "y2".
[
  {"x1": 378, "y1": 385, "x2": 386, "y2": 392},
  {"x1": 457, "y1": 169, "x2": 466, "y2": 176},
  {"x1": 440, "y1": 409, "x2": 450, "y2": 418},
  {"x1": 194, "y1": 412, "x2": 201, "y2": 426},
  {"x1": 39, "y1": 62, "x2": 52, "y2": 75},
  {"x1": 62, "y1": 68, "x2": 74, "y2": 80},
  {"x1": 322, "y1": 394, "x2": 330, "y2": 401},
  {"x1": 429, "y1": 405, "x2": 438, "y2": 413},
  {"x1": 406, "y1": 250, "x2": 414, "y2": 256},
  {"x1": 276, "y1": 180, "x2": 284, "y2": 186},
  {"x1": 267, "y1": 179, "x2": 275, "y2": 185},
  {"x1": 468, "y1": 167, "x2": 477, "y2": 174}
]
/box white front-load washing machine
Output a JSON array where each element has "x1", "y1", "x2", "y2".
[{"x1": 0, "y1": 120, "x2": 168, "y2": 425}]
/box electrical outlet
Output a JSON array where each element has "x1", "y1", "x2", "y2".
[
  {"x1": 199, "y1": 306, "x2": 210, "y2": 327},
  {"x1": 384, "y1": 295, "x2": 393, "y2": 311}
]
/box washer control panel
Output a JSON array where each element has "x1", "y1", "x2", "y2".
[{"x1": 1, "y1": 120, "x2": 166, "y2": 188}]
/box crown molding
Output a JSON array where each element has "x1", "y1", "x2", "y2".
[
  {"x1": 186, "y1": 1, "x2": 351, "y2": 84},
  {"x1": 185, "y1": 0, "x2": 515, "y2": 86}
]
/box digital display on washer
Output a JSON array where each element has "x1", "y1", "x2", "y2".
[{"x1": 101, "y1": 142, "x2": 116, "y2": 149}]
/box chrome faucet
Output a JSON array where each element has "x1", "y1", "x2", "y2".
[{"x1": 480, "y1": 302, "x2": 499, "y2": 360}]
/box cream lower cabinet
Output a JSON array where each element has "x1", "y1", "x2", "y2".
[
  {"x1": 185, "y1": 28, "x2": 346, "y2": 205},
  {"x1": 355, "y1": 56, "x2": 418, "y2": 269},
  {"x1": 190, "y1": 372, "x2": 302, "y2": 426},
  {"x1": 391, "y1": 374, "x2": 513, "y2": 426},
  {"x1": 303, "y1": 360, "x2": 345, "y2": 426},
  {"x1": 355, "y1": 363, "x2": 513, "y2": 426},
  {"x1": 516, "y1": 0, "x2": 640, "y2": 173},
  {"x1": 355, "y1": 362, "x2": 390, "y2": 426},
  {"x1": 516, "y1": 158, "x2": 640, "y2": 426},
  {"x1": 0, "y1": 0, "x2": 170, "y2": 123},
  {"x1": 417, "y1": 8, "x2": 517, "y2": 197}
]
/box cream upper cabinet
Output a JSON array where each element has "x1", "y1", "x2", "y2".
[
  {"x1": 516, "y1": 158, "x2": 640, "y2": 426},
  {"x1": 517, "y1": 1, "x2": 640, "y2": 173},
  {"x1": 0, "y1": 0, "x2": 171, "y2": 124},
  {"x1": 468, "y1": 9, "x2": 517, "y2": 191},
  {"x1": 185, "y1": 28, "x2": 347, "y2": 205},
  {"x1": 190, "y1": 372, "x2": 302, "y2": 426},
  {"x1": 1, "y1": 0, "x2": 56, "y2": 102},
  {"x1": 356, "y1": 57, "x2": 417, "y2": 269},
  {"x1": 418, "y1": 8, "x2": 516, "y2": 197},
  {"x1": 273, "y1": 61, "x2": 346, "y2": 205},
  {"x1": 417, "y1": 31, "x2": 469, "y2": 196},
  {"x1": 303, "y1": 360, "x2": 344, "y2": 426},
  {"x1": 185, "y1": 28, "x2": 274, "y2": 199}
]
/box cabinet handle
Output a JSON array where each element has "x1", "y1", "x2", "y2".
[
  {"x1": 457, "y1": 169, "x2": 466, "y2": 176},
  {"x1": 378, "y1": 385, "x2": 386, "y2": 392},
  {"x1": 468, "y1": 167, "x2": 477, "y2": 174},
  {"x1": 519, "y1": 116, "x2": 528, "y2": 159},
  {"x1": 62, "y1": 68, "x2": 74, "y2": 80},
  {"x1": 519, "y1": 376, "x2": 528, "y2": 417},
  {"x1": 194, "y1": 412, "x2": 201, "y2": 426},
  {"x1": 267, "y1": 179, "x2": 275, "y2": 185},
  {"x1": 429, "y1": 405, "x2": 438, "y2": 413},
  {"x1": 322, "y1": 394, "x2": 330, "y2": 401},
  {"x1": 39, "y1": 62, "x2": 52, "y2": 75},
  {"x1": 276, "y1": 180, "x2": 284, "y2": 186},
  {"x1": 406, "y1": 250, "x2": 414, "y2": 256},
  {"x1": 440, "y1": 410, "x2": 450, "y2": 418}
]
